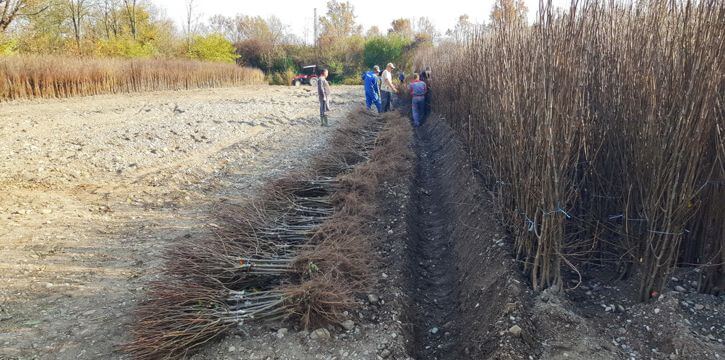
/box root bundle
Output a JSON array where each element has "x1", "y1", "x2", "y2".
[{"x1": 124, "y1": 111, "x2": 413, "y2": 358}]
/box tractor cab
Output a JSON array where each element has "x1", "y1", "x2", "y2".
[{"x1": 293, "y1": 65, "x2": 318, "y2": 87}]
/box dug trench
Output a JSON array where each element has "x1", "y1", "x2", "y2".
[
  {"x1": 397, "y1": 115, "x2": 633, "y2": 360},
  {"x1": 405, "y1": 120, "x2": 460, "y2": 357},
  {"x1": 400, "y1": 116, "x2": 540, "y2": 360}
]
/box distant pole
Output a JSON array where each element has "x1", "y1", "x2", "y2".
[
  {"x1": 313, "y1": 8, "x2": 318, "y2": 47},
  {"x1": 313, "y1": 8, "x2": 319, "y2": 63}
]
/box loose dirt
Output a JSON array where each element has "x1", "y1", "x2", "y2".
[
  {"x1": 0, "y1": 85, "x2": 361, "y2": 359},
  {"x1": 406, "y1": 124, "x2": 460, "y2": 358}
]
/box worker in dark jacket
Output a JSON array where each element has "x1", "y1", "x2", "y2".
[
  {"x1": 362, "y1": 65, "x2": 382, "y2": 112},
  {"x1": 317, "y1": 68, "x2": 331, "y2": 126}
]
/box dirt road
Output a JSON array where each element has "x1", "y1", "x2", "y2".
[{"x1": 0, "y1": 85, "x2": 361, "y2": 359}]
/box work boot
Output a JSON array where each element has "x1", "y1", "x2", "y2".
[
  {"x1": 323, "y1": 115, "x2": 329, "y2": 127},
  {"x1": 320, "y1": 116, "x2": 325, "y2": 126}
]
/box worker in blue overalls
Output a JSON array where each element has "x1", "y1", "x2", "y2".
[{"x1": 362, "y1": 65, "x2": 382, "y2": 113}]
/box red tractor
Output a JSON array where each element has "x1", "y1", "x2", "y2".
[{"x1": 292, "y1": 65, "x2": 318, "y2": 87}]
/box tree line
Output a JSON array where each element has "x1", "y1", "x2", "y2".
[{"x1": 0, "y1": 0, "x2": 528, "y2": 84}]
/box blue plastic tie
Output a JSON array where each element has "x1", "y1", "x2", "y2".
[
  {"x1": 556, "y1": 203, "x2": 572, "y2": 219},
  {"x1": 543, "y1": 202, "x2": 571, "y2": 219},
  {"x1": 524, "y1": 216, "x2": 536, "y2": 232}
]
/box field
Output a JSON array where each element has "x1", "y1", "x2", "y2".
[
  {"x1": 0, "y1": 0, "x2": 723, "y2": 359},
  {"x1": 0, "y1": 86, "x2": 722, "y2": 360},
  {"x1": 0, "y1": 85, "x2": 364, "y2": 358},
  {"x1": 0, "y1": 86, "x2": 725, "y2": 359}
]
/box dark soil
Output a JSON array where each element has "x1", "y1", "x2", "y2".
[
  {"x1": 405, "y1": 121, "x2": 460, "y2": 359},
  {"x1": 402, "y1": 118, "x2": 540, "y2": 360}
]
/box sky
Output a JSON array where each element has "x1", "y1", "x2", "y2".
[{"x1": 150, "y1": 0, "x2": 571, "y2": 43}]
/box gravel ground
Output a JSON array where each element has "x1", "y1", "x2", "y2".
[{"x1": 0, "y1": 85, "x2": 364, "y2": 359}]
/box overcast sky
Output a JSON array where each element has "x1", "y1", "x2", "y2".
[{"x1": 151, "y1": 0, "x2": 571, "y2": 43}]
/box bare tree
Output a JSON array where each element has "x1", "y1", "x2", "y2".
[
  {"x1": 210, "y1": 14, "x2": 285, "y2": 45},
  {"x1": 416, "y1": 17, "x2": 439, "y2": 40},
  {"x1": 100, "y1": 0, "x2": 120, "y2": 39},
  {"x1": 490, "y1": 0, "x2": 527, "y2": 27},
  {"x1": 388, "y1": 18, "x2": 414, "y2": 39},
  {"x1": 265, "y1": 16, "x2": 288, "y2": 44},
  {"x1": 318, "y1": 0, "x2": 361, "y2": 40},
  {"x1": 122, "y1": 0, "x2": 136, "y2": 39},
  {"x1": 65, "y1": 0, "x2": 90, "y2": 50},
  {"x1": 183, "y1": 0, "x2": 202, "y2": 50},
  {"x1": 0, "y1": 0, "x2": 49, "y2": 32},
  {"x1": 365, "y1": 25, "x2": 380, "y2": 38},
  {"x1": 446, "y1": 14, "x2": 473, "y2": 43},
  {"x1": 209, "y1": 14, "x2": 236, "y2": 42}
]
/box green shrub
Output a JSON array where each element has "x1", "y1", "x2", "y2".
[
  {"x1": 323, "y1": 59, "x2": 345, "y2": 82},
  {"x1": 271, "y1": 56, "x2": 295, "y2": 73},
  {"x1": 341, "y1": 76, "x2": 362, "y2": 85},
  {"x1": 0, "y1": 36, "x2": 18, "y2": 56},
  {"x1": 187, "y1": 34, "x2": 238, "y2": 63},
  {"x1": 95, "y1": 37, "x2": 156, "y2": 58},
  {"x1": 268, "y1": 72, "x2": 286, "y2": 85},
  {"x1": 364, "y1": 35, "x2": 412, "y2": 69},
  {"x1": 281, "y1": 68, "x2": 296, "y2": 85}
]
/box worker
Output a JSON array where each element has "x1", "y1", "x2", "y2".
[
  {"x1": 408, "y1": 73, "x2": 427, "y2": 127},
  {"x1": 362, "y1": 65, "x2": 382, "y2": 112},
  {"x1": 420, "y1": 66, "x2": 432, "y2": 121},
  {"x1": 317, "y1": 68, "x2": 331, "y2": 126},
  {"x1": 380, "y1": 63, "x2": 398, "y2": 112}
]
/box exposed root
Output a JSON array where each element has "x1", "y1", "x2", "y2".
[
  {"x1": 283, "y1": 275, "x2": 357, "y2": 329},
  {"x1": 124, "y1": 111, "x2": 413, "y2": 358},
  {"x1": 123, "y1": 281, "x2": 235, "y2": 360}
]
